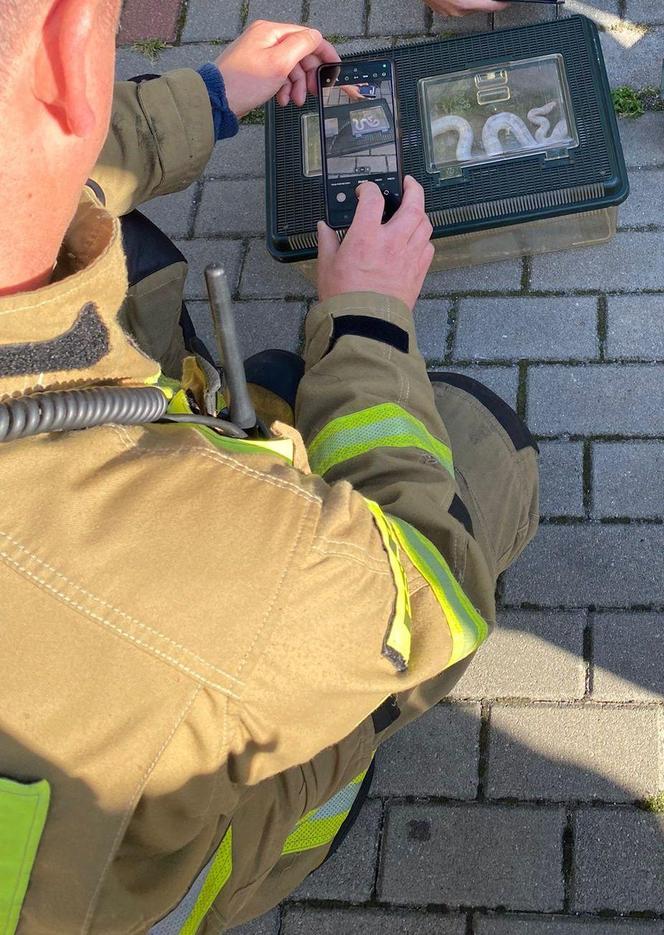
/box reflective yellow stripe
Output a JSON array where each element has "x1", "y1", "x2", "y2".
[
  {"x1": 308, "y1": 404, "x2": 454, "y2": 478},
  {"x1": 365, "y1": 500, "x2": 412, "y2": 671},
  {"x1": 179, "y1": 829, "x2": 233, "y2": 935},
  {"x1": 0, "y1": 779, "x2": 50, "y2": 935},
  {"x1": 149, "y1": 828, "x2": 233, "y2": 935},
  {"x1": 281, "y1": 770, "x2": 368, "y2": 855},
  {"x1": 166, "y1": 387, "x2": 295, "y2": 463},
  {"x1": 366, "y1": 502, "x2": 489, "y2": 669}
]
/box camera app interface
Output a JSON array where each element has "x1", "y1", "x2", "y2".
[{"x1": 320, "y1": 61, "x2": 399, "y2": 224}]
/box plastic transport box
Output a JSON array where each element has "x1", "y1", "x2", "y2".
[{"x1": 265, "y1": 15, "x2": 629, "y2": 274}]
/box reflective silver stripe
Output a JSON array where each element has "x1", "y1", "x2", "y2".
[{"x1": 148, "y1": 861, "x2": 210, "y2": 935}]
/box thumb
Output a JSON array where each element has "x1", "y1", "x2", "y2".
[
  {"x1": 273, "y1": 26, "x2": 323, "y2": 73},
  {"x1": 317, "y1": 220, "x2": 339, "y2": 261}
]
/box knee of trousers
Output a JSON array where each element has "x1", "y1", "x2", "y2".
[{"x1": 429, "y1": 372, "x2": 540, "y2": 578}]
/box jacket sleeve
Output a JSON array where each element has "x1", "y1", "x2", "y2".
[
  {"x1": 92, "y1": 70, "x2": 215, "y2": 216},
  {"x1": 296, "y1": 291, "x2": 461, "y2": 553}
]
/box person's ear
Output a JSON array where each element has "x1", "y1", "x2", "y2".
[{"x1": 33, "y1": 0, "x2": 98, "y2": 138}]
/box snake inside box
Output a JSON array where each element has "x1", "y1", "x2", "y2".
[{"x1": 265, "y1": 15, "x2": 629, "y2": 272}]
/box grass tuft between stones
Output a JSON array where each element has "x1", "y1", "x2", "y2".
[
  {"x1": 612, "y1": 87, "x2": 645, "y2": 118},
  {"x1": 641, "y1": 791, "x2": 664, "y2": 814},
  {"x1": 132, "y1": 38, "x2": 170, "y2": 63}
]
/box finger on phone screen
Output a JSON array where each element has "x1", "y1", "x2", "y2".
[
  {"x1": 352, "y1": 182, "x2": 385, "y2": 230},
  {"x1": 387, "y1": 175, "x2": 425, "y2": 235}
]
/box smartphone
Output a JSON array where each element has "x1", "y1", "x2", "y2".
[{"x1": 317, "y1": 59, "x2": 403, "y2": 230}]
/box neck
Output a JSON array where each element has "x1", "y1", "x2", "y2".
[{"x1": 0, "y1": 159, "x2": 80, "y2": 297}]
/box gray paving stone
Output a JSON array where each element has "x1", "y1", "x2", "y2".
[
  {"x1": 593, "y1": 612, "x2": 664, "y2": 702},
  {"x1": 205, "y1": 126, "x2": 266, "y2": 178},
  {"x1": 196, "y1": 179, "x2": 265, "y2": 235},
  {"x1": 187, "y1": 299, "x2": 305, "y2": 361},
  {"x1": 573, "y1": 808, "x2": 664, "y2": 912},
  {"x1": 247, "y1": 0, "x2": 304, "y2": 24},
  {"x1": 454, "y1": 298, "x2": 598, "y2": 362},
  {"x1": 626, "y1": 0, "x2": 664, "y2": 23},
  {"x1": 379, "y1": 803, "x2": 565, "y2": 910},
  {"x1": 115, "y1": 47, "x2": 162, "y2": 80},
  {"x1": 373, "y1": 704, "x2": 480, "y2": 798},
  {"x1": 494, "y1": 3, "x2": 557, "y2": 27},
  {"x1": 159, "y1": 43, "x2": 226, "y2": 73},
  {"x1": 528, "y1": 365, "x2": 664, "y2": 436},
  {"x1": 291, "y1": 799, "x2": 381, "y2": 901},
  {"x1": 174, "y1": 238, "x2": 245, "y2": 299},
  {"x1": 182, "y1": 0, "x2": 244, "y2": 41},
  {"x1": 488, "y1": 705, "x2": 661, "y2": 802},
  {"x1": 336, "y1": 39, "x2": 390, "y2": 57},
  {"x1": 504, "y1": 524, "x2": 664, "y2": 607},
  {"x1": 140, "y1": 184, "x2": 198, "y2": 238},
  {"x1": 240, "y1": 241, "x2": 316, "y2": 298},
  {"x1": 450, "y1": 611, "x2": 586, "y2": 702},
  {"x1": 619, "y1": 170, "x2": 664, "y2": 227},
  {"x1": 307, "y1": 0, "x2": 365, "y2": 36},
  {"x1": 428, "y1": 365, "x2": 519, "y2": 407},
  {"x1": 538, "y1": 441, "x2": 585, "y2": 517},
  {"x1": 592, "y1": 442, "x2": 664, "y2": 517},
  {"x1": 282, "y1": 907, "x2": 466, "y2": 935},
  {"x1": 475, "y1": 914, "x2": 664, "y2": 934},
  {"x1": 561, "y1": 0, "x2": 622, "y2": 22},
  {"x1": 368, "y1": 0, "x2": 428, "y2": 36},
  {"x1": 414, "y1": 299, "x2": 451, "y2": 362},
  {"x1": 228, "y1": 910, "x2": 280, "y2": 935},
  {"x1": 606, "y1": 295, "x2": 664, "y2": 358},
  {"x1": 423, "y1": 259, "x2": 523, "y2": 295},
  {"x1": 600, "y1": 26, "x2": 664, "y2": 90},
  {"x1": 619, "y1": 114, "x2": 664, "y2": 169},
  {"x1": 530, "y1": 232, "x2": 664, "y2": 292},
  {"x1": 431, "y1": 12, "x2": 490, "y2": 34}
]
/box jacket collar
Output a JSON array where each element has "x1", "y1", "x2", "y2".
[{"x1": 0, "y1": 188, "x2": 159, "y2": 401}]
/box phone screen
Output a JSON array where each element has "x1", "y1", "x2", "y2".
[{"x1": 318, "y1": 60, "x2": 402, "y2": 229}]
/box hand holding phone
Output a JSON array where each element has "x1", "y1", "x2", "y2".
[
  {"x1": 317, "y1": 177, "x2": 434, "y2": 312},
  {"x1": 318, "y1": 59, "x2": 403, "y2": 229}
]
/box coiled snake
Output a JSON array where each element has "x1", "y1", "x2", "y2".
[{"x1": 431, "y1": 101, "x2": 569, "y2": 162}]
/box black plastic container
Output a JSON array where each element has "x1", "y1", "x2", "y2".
[{"x1": 265, "y1": 15, "x2": 628, "y2": 271}]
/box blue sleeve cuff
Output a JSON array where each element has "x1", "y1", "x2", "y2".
[{"x1": 197, "y1": 63, "x2": 240, "y2": 143}]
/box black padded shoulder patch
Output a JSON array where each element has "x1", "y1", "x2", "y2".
[{"x1": 0, "y1": 303, "x2": 109, "y2": 377}]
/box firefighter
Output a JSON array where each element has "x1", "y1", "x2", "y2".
[{"x1": 0, "y1": 4, "x2": 538, "y2": 933}]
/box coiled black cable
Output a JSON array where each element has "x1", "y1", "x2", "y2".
[{"x1": 0, "y1": 386, "x2": 248, "y2": 443}]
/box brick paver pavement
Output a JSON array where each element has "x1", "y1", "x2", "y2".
[{"x1": 117, "y1": 2, "x2": 664, "y2": 931}]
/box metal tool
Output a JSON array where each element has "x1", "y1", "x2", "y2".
[{"x1": 204, "y1": 264, "x2": 257, "y2": 432}]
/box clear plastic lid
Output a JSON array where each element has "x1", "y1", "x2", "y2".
[{"x1": 419, "y1": 54, "x2": 578, "y2": 179}]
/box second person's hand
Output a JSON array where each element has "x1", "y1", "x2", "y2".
[
  {"x1": 317, "y1": 177, "x2": 435, "y2": 312},
  {"x1": 216, "y1": 20, "x2": 340, "y2": 117}
]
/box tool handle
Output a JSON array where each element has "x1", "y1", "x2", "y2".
[{"x1": 204, "y1": 265, "x2": 257, "y2": 431}]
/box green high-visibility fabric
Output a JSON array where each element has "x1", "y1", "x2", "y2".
[
  {"x1": 0, "y1": 778, "x2": 50, "y2": 935},
  {"x1": 389, "y1": 513, "x2": 489, "y2": 665},
  {"x1": 308, "y1": 403, "x2": 454, "y2": 478},
  {"x1": 281, "y1": 769, "x2": 368, "y2": 855}
]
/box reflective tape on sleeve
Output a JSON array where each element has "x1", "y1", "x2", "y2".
[
  {"x1": 365, "y1": 499, "x2": 412, "y2": 672},
  {"x1": 365, "y1": 501, "x2": 489, "y2": 670},
  {"x1": 308, "y1": 404, "x2": 454, "y2": 478},
  {"x1": 0, "y1": 778, "x2": 50, "y2": 935}
]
